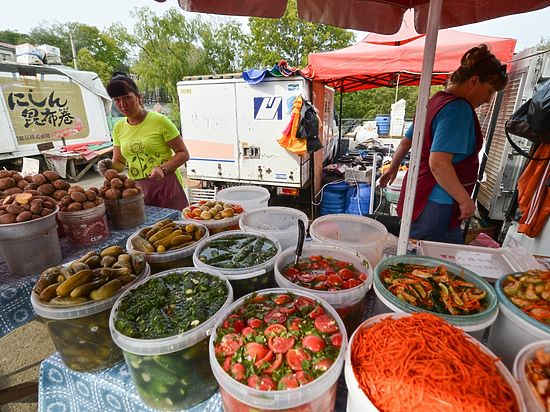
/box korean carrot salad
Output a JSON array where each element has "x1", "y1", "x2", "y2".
[
  {"x1": 526, "y1": 348, "x2": 550, "y2": 409},
  {"x1": 380, "y1": 263, "x2": 487, "y2": 314},
  {"x1": 502, "y1": 269, "x2": 550, "y2": 324},
  {"x1": 351, "y1": 313, "x2": 519, "y2": 412}
]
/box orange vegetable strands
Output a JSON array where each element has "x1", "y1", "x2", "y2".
[{"x1": 351, "y1": 313, "x2": 519, "y2": 412}]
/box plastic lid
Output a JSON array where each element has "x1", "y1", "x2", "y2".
[
  {"x1": 31, "y1": 261, "x2": 150, "y2": 320},
  {"x1": 216, "y1": 186, "x2": 270, "y2": 205},
  {"x1": 126, "y1": 220, "x2": 209, "y2": 263},
  {"x1": 193, "y1": 230, "x2": 281, "y2": 279},
  {"x1": 513, "y1": 340, "x2": 550, "y2": 412},
  {"x1": 209, "y1": 288, "x2": 347, "y2": 410},
  {"x1": 274, "y1": 243, "x2": 372, "y2": 307},
  {"x1": 310, "y1": 214, "x2": 387, "y2": 247},
  {"x1": 109, "y1": 267, "x2": 233, "y2": 356},
  {"x1": 373, "y1": 256, "x2": 498, "y2": 331},
  {"x1": 495, "y1": 273, "x2": 550, "y2": 335},
  {"x1": 239, "y1": 207, "x2": 309, "y2": 235}
]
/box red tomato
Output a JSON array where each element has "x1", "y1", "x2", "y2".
[
  {"x1": 241, "y1": 326, "x2": 255, "y2": 337},
  {"x1": 359, "y1": 272, "x2": 368, "y2": 281},
  {"x1": 264, "y1": 353, "x2": 283, "y2": 374},
  {"x1": 233, "y1": 206, "x2": 244, "y2": 214},
  {"x1": 222, "y1": 355, "x2": 232, "y2": 372},
  {"x1": 319, "y1": 259, "x2": 330, "y2": 268},
  {"x1": 313, "y1": 282, "x2": 328, "y2": 291},
  {"x1": 244, "y1": 342, "x2": 269, "y2": 361},
  {"x1": 273, "y1": 294, "x2": 292, "y2": 305},
  {"x1": 222, "y1": 314, "x2": 245, "y2": 333},
  {"x1": 341, "y1": 280, "x2": 350, "y2": 289},
  {"x1": 252, "y1": 294, "x2": 267, "y2": 303},
  {"x1": 314, "y1": 314, "x2": 339, "y2": 334},
  {"x1": 247, "y1": 375, "x2": 276, "y2": 391},
  {"x1": 254, "y1": 349, "x2": 274, "y2": 368},
  {"x1": 335, "y1": 260, "x2": 351, "y2": 268},
  {"x1": 302, "y1": 335, "x2": 326, "y2": 352},
  {"x1": 279, "y1": 374, "x2": 299, "y2": 389},
  {"x1": 288, "y1": 317, "x2": 303, "y2": 331},
  {"x1": 268, "y1": 335, "x2": 295, "y2": 354},
  {"x1": 264, "y1": 309, "x2": 287, "y2": 324},
  {"x1": 295, "y1": 296, "x2": 316, "y2": 313},
  {"x1": 264, "y1": 324, "x2": 287, "y2": 336},
  {"x1": 315, "y1": 274, "x2": 328, "y2": 282},
  {"x1": 347, "y1": 278, "x2": 362, "y2": 289},
  {"x1": 338, "y1": 268, "x2": 354, "y2": 280},
  {"x1": 309, "y1": 255, "x2": 322, "y2": 262},
  {"x1": 231, "y1": 363, "x2": 246, "y2": 380},
  {"x1": 284, "y1": 267, "x2": 299, "y2": 280},
  {"x1": 296, "y1": 272, "x2": 316, "y2": 283},
  {"x1": 295, "y1": 371, "x2": 314, "y2": 385},
  {"x1": 286, "y1": 348, "x2": 311, "y2": 371},
  {"x1": 308, "y1": 305, "x2": 325, "y2": 319},
  {"x1": 247, "y1": 317, "x2": 263, "y2": 329},
  {"x1": 278, "y1": 303, "x2": 297, "y2": 315},
  {"x1": 311, "y1": 262, "x2": 320, "y2": 270},
  {"x1": 198, "y1": 200, "x2": 207, "y2": 205},
  {"x1": 313, "y1": 358, "x2": 333, "y2": 372},
  {"x1": 220, "y1": 333, "x2": 243, "y2": 356},
  {"x1": 330, "y1": 332, "x2": 343, "y2": 347},
  {"x1": 326, "y1": 274, "x2": 343, "y2": 287}
]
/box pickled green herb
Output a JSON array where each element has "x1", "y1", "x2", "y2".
[{"x1": 198, "y1": 234, "x2": 277, "y2": 269}]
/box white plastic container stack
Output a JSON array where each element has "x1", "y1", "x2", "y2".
[
  {"x1": 390, "y1": 99, "x2": 406, "y2": 136},
  {"x1": 216, "y1": 186, "x2": 270, "y2": 212},
  {"x1": 384, "y1": 170, "x2": 405, "y2": 204}
]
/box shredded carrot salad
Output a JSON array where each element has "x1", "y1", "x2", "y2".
[{"x1": 351, "y1": 313, "x2": 519, "y2": 412}]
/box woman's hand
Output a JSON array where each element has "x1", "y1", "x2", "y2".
[
  {"x1": 149, "y1": 166, "x2": 165, "y2": 181},
  {"x1": 379, "y1": 168, "x2": 398, "y2": 188},
  {"x1": 458, "y1": 197, "x2": 476, "y2": 219}
]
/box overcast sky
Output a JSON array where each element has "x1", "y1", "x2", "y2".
[{"x1": 1, "y1": 1, "x2": 549, "y2": 52}]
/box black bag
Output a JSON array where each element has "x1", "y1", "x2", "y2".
[
  {"x1": 298, "y1": 99, "x2": 323, "y2": 153},
  {"x1": 505, "y1": 79, "x2": 550, "y2": 160}
]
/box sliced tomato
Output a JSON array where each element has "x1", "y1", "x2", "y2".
[
  {"x1": 288, "y1": 317, "x2": 304, "y2": 331},
  {"x1": 264, "y1": 353, "x2": 283, "y2": 374},
  {"x1": 252, "y1": 294, "x2": 268, "y2": 303},
  {"x1": 222, "y1": 314, "x2": 245, "y2": 333},
  {"x1": 268, "y1": 335, "x2": 295, "y2": 354},
  {"x1": 326, "y1": 274, "x2": 343, "y2": 287},
  {"x1": 264, "y1": 323, "x2": 287, "y2": 336},
  {"x1": 319, "y1": 259, "x2": 330, "y2": 268},
  {"x1": 222, "y1": 355, "x2": 232, "y2": 372},
  {"x1": 286, "y1": 348, "x2": 311, "y2": 371},
  {"x1": 254, "y1": 349, "x2": 274, "y2": 368},
  {"x1": 330, "y1": 332, "x2": 343, "y2": 347},
  {"x1": 296, "y1": 271, "x2": 316, "y2": 283},
  {"x1": 315, "y1": 274, "x2": 328, "y2": 282},
  {"x1": 302, "y1": 335, "x2": 326, "y2": 352},
  {"x1": 233, "y1": 205, "x2": 244, "y2": 214},
  {"x1": 279, "y1": 374, "x2": 299, "y2": 390},
  {"x1": 308, "y1": 305, "x2": 325, "y2": 319},
  {"x1": 338, "y1": 268, "x2": 354, "y2": 280},
  {"x1": 284, "y1": 267, "x2": 299, "y2": 280},
  {"x1": 264, "y1": 309, "x2": 287, "y2": 324},
  {"x1": 347, "y1": 278, "x2": 362, "y2": 289},
  {"x1": 359, "y1": 272, "x2": 368, "y2": 281},
  {"x1": 309, "y1": 255, "x2": 322, "y2": 262},
  {"x1": 241, "y1": 326, "x2": 255, "y2": 337},
  {"x1": 247, "y1": 317, "x2": 263, "y2": 329},
  {"x1": 247, "y1": 375, "x2": 277, "y2": 391},
  {"x1": 313, "y1": 358, "x2": 333, "y2": 372},
  {"x1": 231, "y1": 363, "x2": 246, "y2": 380},
  {"x1": 273, "y1": 294, "x2": 292, "y2": 305},
  {"x1": 313, "y1": 282, "x2": 328, "y2": 291},
  {"x1": 314, "y1": 314, "x2": 339, "y2": 334},
  {"x1": 335, "y1": 260, "x2": 351, "y2": 268},
  {"x1": 295, "y1": 371, "x2": 314, "y2": 385},
  {"x1": 244, "y1": 342, "x2": 269, "y2": 361},
  {"x1": 341, "y1": 280, "x2": 350, "y2": 289},
  {"x1": 220, "y1": 333, "x2": 243, "y2": 356},
  {"x1": 278, "y1": 303, "x2": 297, "y2": 315},
  {"x1": 295, "y1": 296, "x2": 316, "y2": 314}
]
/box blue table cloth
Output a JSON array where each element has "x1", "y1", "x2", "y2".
[{"x1": 0, "y1": 206, "x2": 180, "y2": 338}]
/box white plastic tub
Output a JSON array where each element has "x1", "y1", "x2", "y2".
[
  {"x1": 373, "y1": 256, "x2": 498, "y2": 342},
  {"x1": 309, "y1": 214, "x2": 387, "y2": 267},
  {"x1": 488, "y1": 273, "x2": 550, "y2": 369},
  {"x1": 239, "y1": 206, "x2": 308, "y2": 250},
  {"x1": 274, "y1": 243, "x2": 372, "y2": 335},
  {"x1": 216, "y1": 185, "x2": 270, "y2": 212},
  {"x1": 345, "y1": 313, "x2": 526, "y2": 412},
  {"x1": 513, "y1": 340, "x2": 550, "y2": 412}
]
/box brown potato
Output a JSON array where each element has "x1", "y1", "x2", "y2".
[
  {"x1": 0, "y1": 170, "x2": 13, "y2": 179},
  {"x1": 24, "y1": 175, "x2": 34, "y2": 183},
  {"x1": 37, "y1": 184, "x2": 55, "y2": 196},
  {"x1": 0, "y1": 177, "x2": 16, "y2": 191},
  {"x1": 17, "y1": 179, "x2": 28, "y2": 190},
  {"x1": 121, "y1": 188, "x2": 139, "y2": 199},
  {"x1": 32, "y1": 174, "x2": 47, "y2": 186},
  {"x1": 105, "y1": 188, "x2": 121, "y2": 200},
  {"x1": 41, "y1": 208, "x2": 53, "y2": 217},
  {"x1": 30, "y1": 201, "x2": 43, "y2": 215},
  {"x1": 4, "y1": 187, "x2": 23, "y2": 195},
  {"x1": 110, "y1": 178, "x2": 124, "y2": 190},
  {"x1": 85, "y1": 190, "x2": 97, "y2": 201},
  {"x1": 52, "y1": 190, "x2": 68, "y2": 201},
  {"x1": 68, "y1": 185, "x2": 85, "y2": 194},
  {"x1": 59, "y1": 195, "x2": 72, "y2": 207},
  {"x1": 16, "y1": 211, "x2": 32, "y2": 222},
  {"x1": 99, "y1": 187, "x2": 107, "y2": 197},
  {"x1": 31, "y1": 214, "x2": 41, "y2": 220},
  {"x1": 43, "y1": 171, "x2": 61, "y2": 182},
  {"x1": 52, "y1": 179, "x2": 71, "y2": 191},
  {"x1": 6, "y1": 204, "x2": 24, "y2": 215},
  {"x1": 12, "y1": 173, "x2": 23, "y2": 182},
  {"x1": 24, "y1": 183, "x2": 38, "y2": 191},
  {"x1": 67, "y1": 202, "x2": 83, "y2": 212},
  {"x1": 42, "y1": 201, "x2": 55, "y2": 209},
  {"x1": 82, "y1": 201, "x2": 96, "y2": 209},
  {"x1": 123, "y1": 178, "x2": 136, "y2": 189},
  {"x1": 24, "y1": 189, "x2": 40, "y2": 197},
  {"x1": 70, "y1": 191, "x2": 87, "y2": 203},
  {"x1": 104, "y1": 169, "x2": 119, "y2": 181},
  {"x1": 89, "y1": 186, "x2": 99, "y2": 194},
  {"x1": 0, "y1": 214, "x2": 17, "y2": 224},
  {"x1": 93, "y1": 197, "x2": 103, "y2": 206}
]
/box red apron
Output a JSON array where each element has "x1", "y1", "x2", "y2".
[
  {"x1": 136, "y1": 172, "x2": 189, "y2": 211},
  {"x1": 396, "y1": 91, "x2": 483, "y2": 229}
]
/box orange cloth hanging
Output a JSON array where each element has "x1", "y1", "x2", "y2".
[
  {"x1": 277, "y1": 95, "x2": 307, "y2": 155},
  {"x1": 517, "y1": 144, "x2": 550, "y2": 237}
]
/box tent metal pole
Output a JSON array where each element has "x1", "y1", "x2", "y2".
[
  {"x1": 395, "y1": 73, "x2": 400, "y2": 103},
  {"x1": 336, "y1": 89, "x2": 343, "y2": 160},
  {"x1": 397, "y1": 0, "x2": 443, "y2": 255}
]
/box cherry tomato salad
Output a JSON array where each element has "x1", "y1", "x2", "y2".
[
  {"x1": 282, "y1": 255, "x2": 368, "y2": 291},
  {"x1": 214, "y1": 292, "x2": 343, "y2": 391}
]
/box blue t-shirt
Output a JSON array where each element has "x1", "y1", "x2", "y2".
[{"x1": 405, "y1": 99, "x2": 476, "y2": 204}]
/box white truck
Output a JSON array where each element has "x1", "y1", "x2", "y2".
[
  {"x1": 0, "y1": 62, "x2": 111, "y2": 166},
  {"x1": 177, "y1": 75, "x2": 336, "y2": 195}
]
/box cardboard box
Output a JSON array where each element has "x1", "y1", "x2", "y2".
[
  {"x1": 15, "y1": 43, "x2": 45, "y2": 60},
  {"x1": 38, "y1": 44, "x2": 61, "y2": 57}
]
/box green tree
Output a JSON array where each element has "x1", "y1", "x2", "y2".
[
  {"x1": 243, "y1": 0, "x2": 354, "y2": 68},
  {"x1": 76, "y1": 48, "x2": 113, "y2": 83},
  {"x1": 0, "y1": 30, "x2": 29, "y2": 45}
]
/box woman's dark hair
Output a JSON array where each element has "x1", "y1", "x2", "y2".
[
  {"x1": 450, "y1": 44, "x2": 508, "y2": 92},
  {"x1": 106, "y1": 72, "x2": 140, "y2": 98}
]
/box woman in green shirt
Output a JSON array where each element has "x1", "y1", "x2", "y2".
[{"x1": 99, "y1": 73, "x2": 189, "y2": 210}]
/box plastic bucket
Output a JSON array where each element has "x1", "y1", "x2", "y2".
[
  {"x1": 320, "y1": 182, "x2": 348, "y2": 216},
  {"x1": 487, "y1": 273, "x2": 550, "y2": 369},
  {"x1": 193, "y1": 230, "x2": 281, "y2": 299},
  {"x1": 274, "y1": 243, "x2": 372, "y2": 335},
  {"x1": 0, "y1": 206, "x2": 62, "y2": 276},
  {"x1": 373, "y1": 255, "x2": 498, "y2": 341},
  {"x1": 57, "y1": 203, "x2": 110, "y2": 245},
  {"x1": 216, "y1": 186, "x2": 270, "y2": 212},
  {"x1": 345, "y1": 313, "x2": 526, "y2": 412},
  {"x1": 209, "y1": 288, "x2": 347, "y2": 411},
  {"x1": 346, "y1": 184, "x2": 370, "y2": 216},
  {"x1": 104, "y1": 193, "x2": 146, "y2": 229},
  {"x1": 239, "y1": 207, "x2": 309, "y2": 250},
  {"x1": 513, "y1": 340, "x2": 550, "y2": 412},
  {"x1": 109, "y1": 268, "x2": 233, "y2": 410},
  {"x1": 126, "y1": 221, "x2": 209, "y2": 273},
  {"x1": 309, "y1": 214, "x2": 387, "y2": 267},
  {"x1": 31, "y1": 260, "x2": 150, "y2": 372},
  {"x1": 384, "y1": 185, "x2": 401, "y2": 203},
  {"x1": 182, "y1": 208, "x2": 242, "y2": 235}
]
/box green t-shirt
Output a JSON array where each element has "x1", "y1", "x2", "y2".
[{"x1": 112, "y1": 111, "x2": 183, "y2": 185}]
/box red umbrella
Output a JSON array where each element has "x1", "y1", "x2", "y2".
[
  {"x1": 176, "y1": 0, "x2": 549, "y2": 253},
  {"x1": 362, "y1": 10, "x2": 423, "y2": 45}
]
